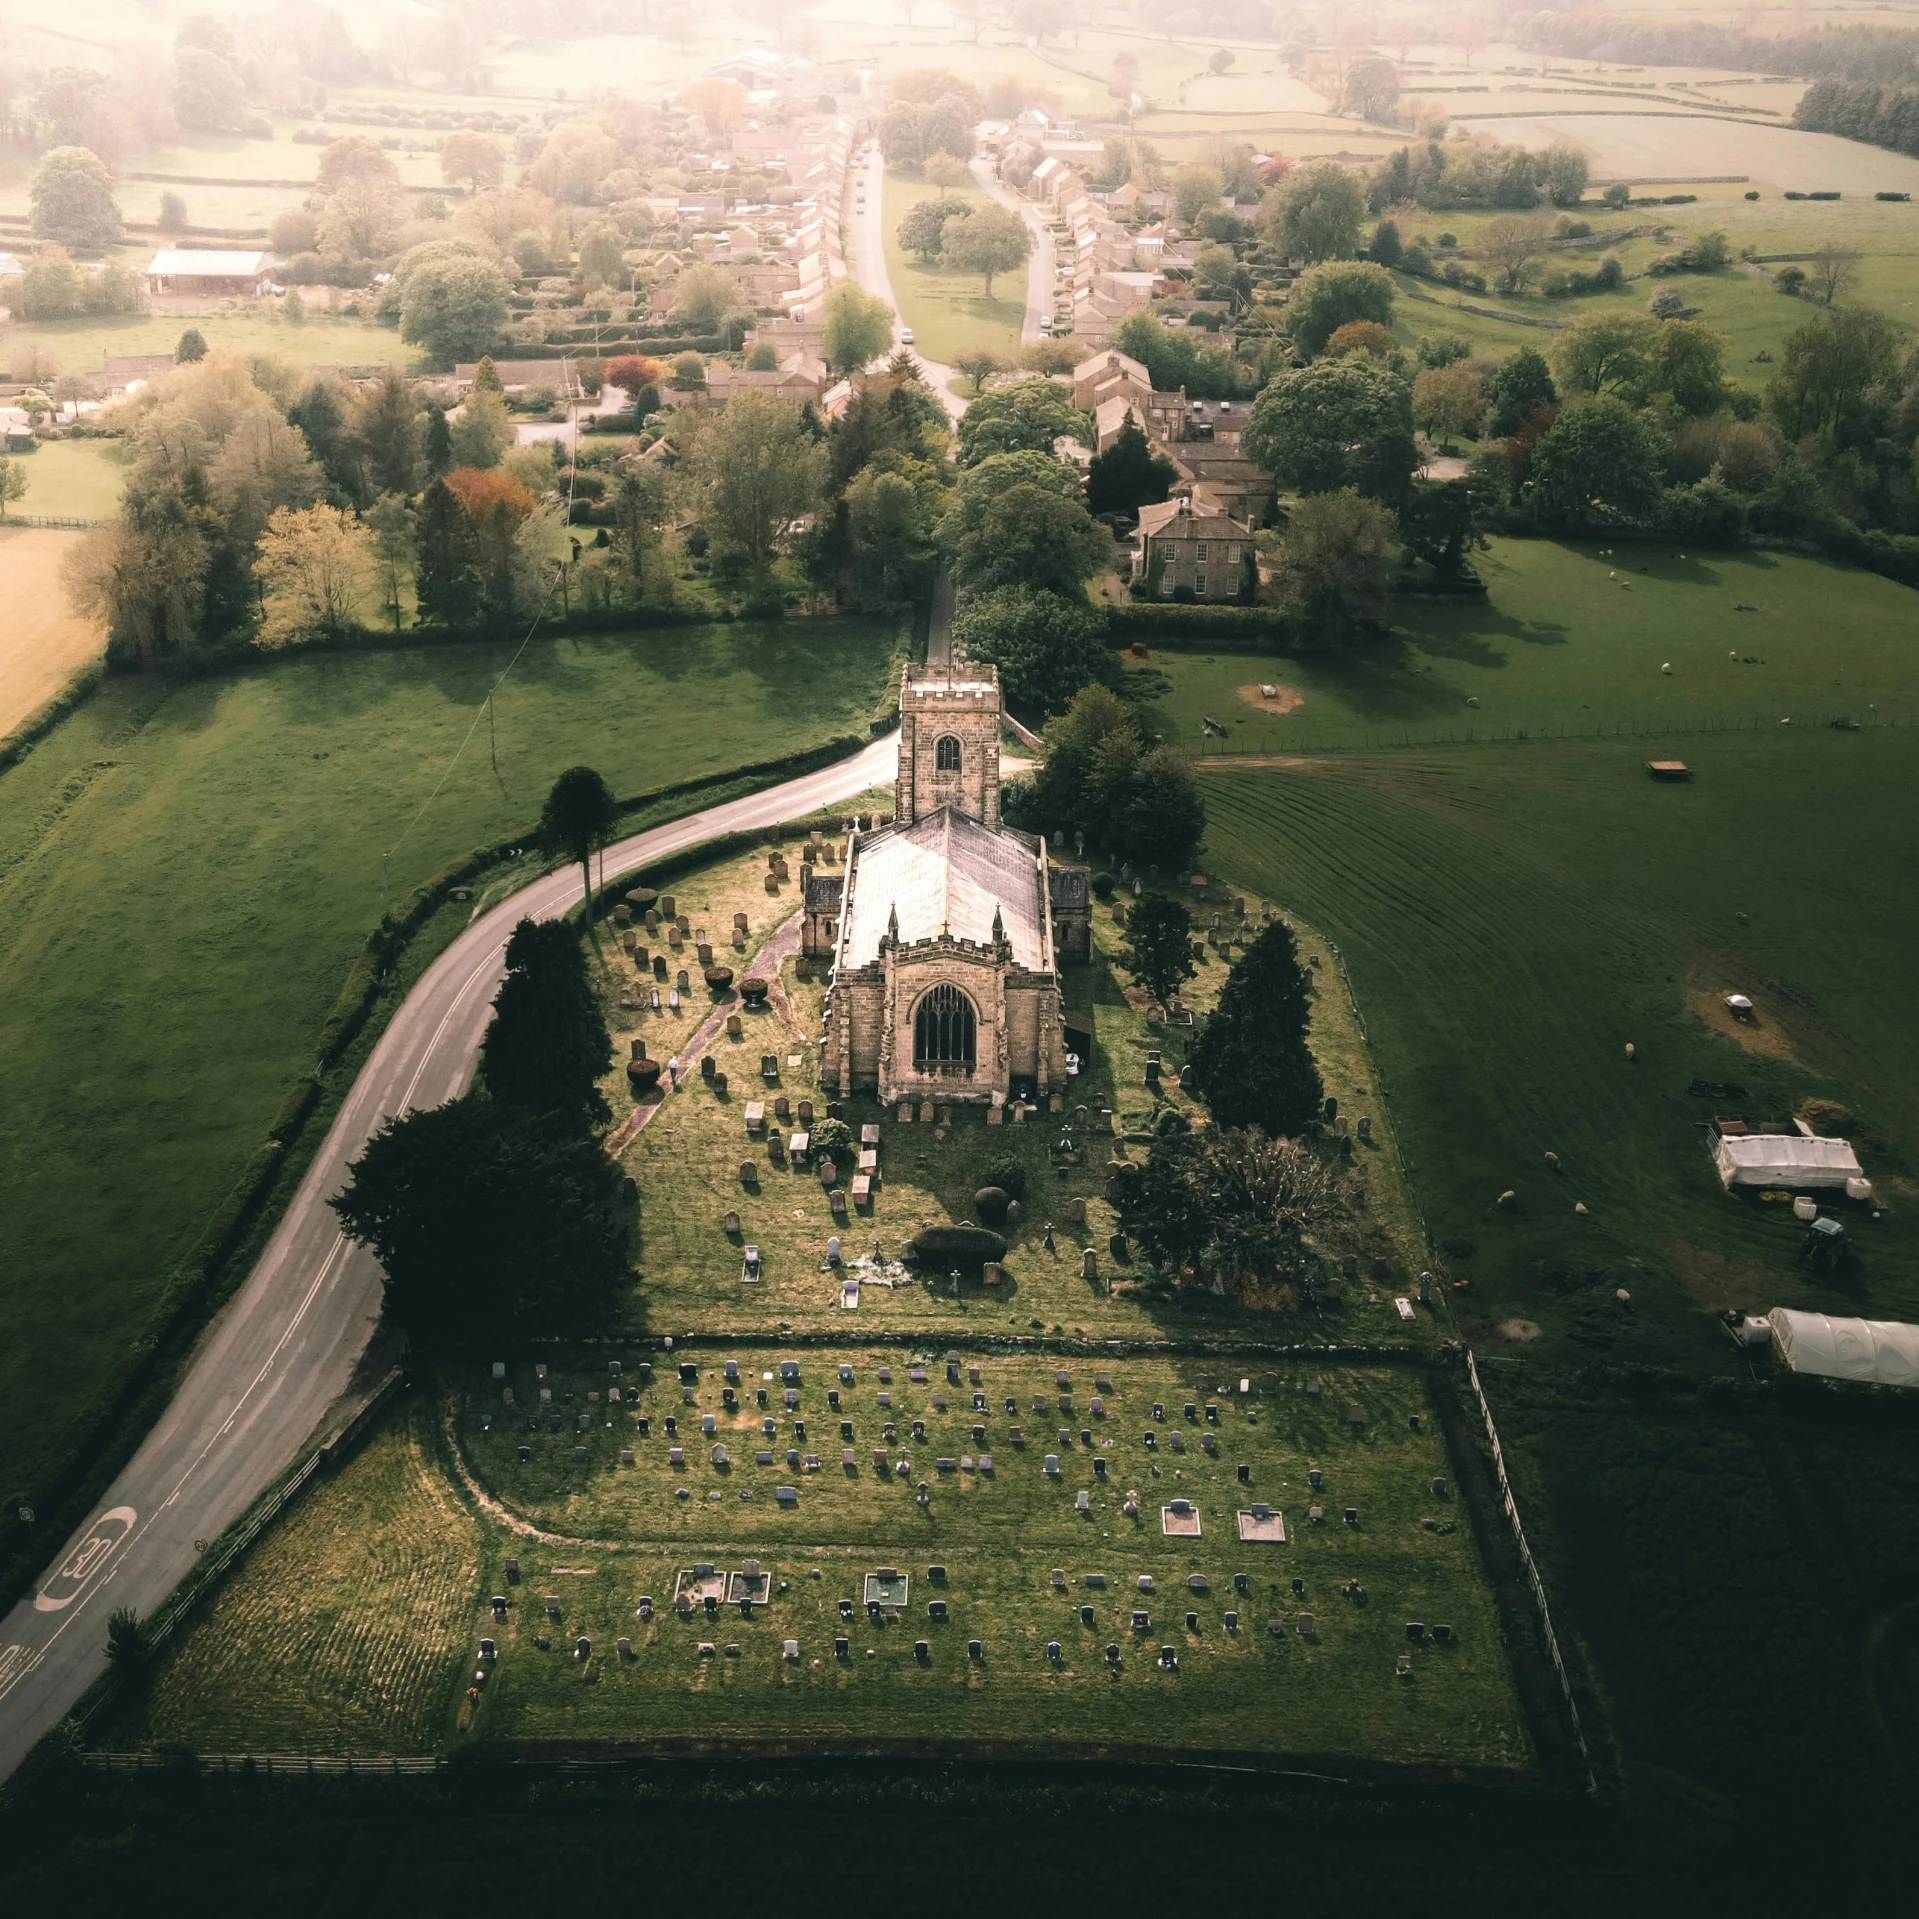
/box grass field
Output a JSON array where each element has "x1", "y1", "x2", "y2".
[
  {"x1": 0, "y1": 528, "x2": 101, "y2": 738},
  {"x1": 2, "y1": 440, "x2": 128, "y2": 521},
  {"x1": 1, "y1": 314, "x2": 406, "y2": 386},
  {"x1": 1129, "y1": 538, "x2": 1917, "y2": 754},
  {"x1": 110, "y1": 1399, "x2": 481, "y2": 1754},
  {"x1": 609, "y1": 840, "x2": 1432, "y2": 1347},
  {"x1": 881, "y1": 171, "x2": 1028, "y2": 365},
  {"x1": 0, "y1": 617, "x2": 898, "y2": 1512},
  {"x1": 437, "y1": 1350, "x2": 1526, "y2": 1768}
]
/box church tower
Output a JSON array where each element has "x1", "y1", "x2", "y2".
[{"x1": 895, "y1": 664, "x2": 1002, "y2": 831}]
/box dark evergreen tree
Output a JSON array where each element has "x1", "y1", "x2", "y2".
[
  {"x1": 1188, "y1": 918, "x2": 1323, "y2": 1136},
  {"x1": 331, "y1": 1097, "x2": 630, "y2": 1341},
  {"x1": 479, "y1": 917, "x2": 612, "y2": 1126},
  {"x1": 423, "y1": 401, "x2": 453, "y2": 477},
  {"x1": 414, "y1": 477, "x2": 481, "y2": 627},
  {"x1": 289, "y1": 376, "x2": 364, "y2": 504},
  {"x1": 539, "y1": 763, "x2": 618, "y2": 919},
  {"x1": 354, "y1": 365, "x2": 422, "y2": 498},
  {"x1": 174, "y1": 328, "x2": 208, "y2": 363},
  {"x1": 1124, "y1": 892, "x2": 1196, "y2": 1012},
  {"x1": 1085, "y1": 411, "x2": 1177, "y2": 516}
]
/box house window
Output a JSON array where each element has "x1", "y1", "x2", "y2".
[
  {"x1": 913, "y1": 984, "x2": 977, "y2": 1073},
  {"x1": 935, "y1": 735, "x2": 961, "y2": 772},
  {"x1": 1195, "y1": 571, "x2": 1208, "y2": 596},
  {"x1": 1195, "y1": 542, "x2": 1209, "y2": 560},
  {"x1": 1224, "y1": 545, "x2": 1239, "y2": 565}
]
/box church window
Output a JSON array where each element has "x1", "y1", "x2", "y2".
[
  {"x1": 935, "y1": 735, "x2": 962, "y2": 772},
  {"x1": 913, "y1": 984, "x2": 977, "y2": 1072}
]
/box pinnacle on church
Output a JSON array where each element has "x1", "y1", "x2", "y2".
[{"x1": 886, "y1": 902, "x2": 899, "y2": 947}]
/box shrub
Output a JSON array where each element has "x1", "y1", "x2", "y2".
[
  {"x1": 982, "y1": 1155, "x2": 1028, "y2": 1200},
  {"x1": 906, "y1": 1223, "x2": 1007, "y2": 1268},
  {"x1": 810, "y1": 1116, "x2": 853, "y2": 1158},
  {"x1": 1090, "y1": 871, "x2": 1115, "y2": 900},
  {"x1": 974, "y1": 1185, "x2": 1012, "y2": 1224}
]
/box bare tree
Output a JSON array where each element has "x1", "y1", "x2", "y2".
[
  {"x1": 1479, "y1": 213, "x2": 1555, "y2": 294},
  {"x1": 1809, "y1": 245, "x2": 1862, "y2": 307}
]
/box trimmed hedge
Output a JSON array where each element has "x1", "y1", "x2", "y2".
[{"x1": 1106, "y1": 603, "x2": 1309, "y2": 651}]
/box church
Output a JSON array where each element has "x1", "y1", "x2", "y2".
[{"x1": 806, "y1": 664, "x2": 1090, "y2": 1108}]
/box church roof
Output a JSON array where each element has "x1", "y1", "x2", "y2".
[{"x1": 844, "y1": 809, "x2": 1047, "y2": 969}]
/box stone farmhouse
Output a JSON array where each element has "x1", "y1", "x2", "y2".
[{"x1": 1132, "y1": 495, "x2": 1256, "y2": 601}]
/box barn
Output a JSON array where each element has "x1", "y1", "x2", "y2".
[{"x1": 144, "y1": 249, "x2": 275, "y2": 297}]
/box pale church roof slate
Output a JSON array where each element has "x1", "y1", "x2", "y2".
[{"x1": 844, "y1": 808, "x2": 1047, "y2": 969}]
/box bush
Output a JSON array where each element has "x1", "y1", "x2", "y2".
[
  {"x1": 982, "y1": 1155, "x2": 1028, "y2": 1200},
  {"x1": 905, "y1": 1223, "x2": 1007, "y2": 1269},
  {"x1": 1091, "y1": 871, "x2": 1115, "y2": 900},
  {"x1": 810, "y1": 1115, "x2": 853, "y2": 1158},
  {"x1": 974, "y1": 1185, "x2": 1012, "y2": 1224}
]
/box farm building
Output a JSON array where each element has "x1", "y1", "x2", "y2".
[
  {"x1": 1714, "y1": 1134, "x2": 1866, "y2": 1191},
  {"x1": 144, "y1": 249, "x2": 274, "y2": 296},
  {"x1": 1766, "y1": 1308, "x2": 1919, "y2": 1388}
]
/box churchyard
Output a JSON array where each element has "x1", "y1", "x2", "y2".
[{"x1": 607, "y1": 833, "x2": 1435, "y2": 1345}]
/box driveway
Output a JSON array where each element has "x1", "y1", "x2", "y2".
[{"x1": 0, "y1": 733, "x2": 901, "y2": 1784}]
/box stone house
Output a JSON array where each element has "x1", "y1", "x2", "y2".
[
  {"x1": 809, "y1": 665, "x2": 1090, "y2": 1108},
  {"x1": 1133, "y1": 495, "x2": 1255, "y2": 601}
]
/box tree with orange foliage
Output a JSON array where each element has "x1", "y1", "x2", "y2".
[
  {"x1": 683, "y1": 77, "x2": 748, "y2": 139},
  {"x1": 606, "y1": 355, "x2": 662, "y2": 397},
  {"x1": 446, "y1": 467, "x2": 549, "y2": 622}
]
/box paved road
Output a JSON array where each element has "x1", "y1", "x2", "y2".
[
  {"x1": 970, "y1": 159, "x2": 1056, "y2": 346},
  {"x1": 848, "y1": 143, "x2": 967, "y2": 423},
  {"x1": 0, "y1": 733, "x2": 901, "y2": 1783}
]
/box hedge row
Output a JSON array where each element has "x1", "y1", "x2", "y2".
[
  {"x1": 0, "y1": 659, "x2": 104, "y2": 773},
  {"x1": 1104, "y1": 603, "x2": 1310, "y2": 651}
]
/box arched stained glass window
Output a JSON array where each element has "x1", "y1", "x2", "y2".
[
  {"x1": 913, "y1": 983, "x2": 976, "y2": 1071},
  {"x1": 935, "y1": 735, "x2": 961, "y2": 771}
]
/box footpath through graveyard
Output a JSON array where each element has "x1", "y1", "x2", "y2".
[{"x1": 0, "y1": 734, "x2": 902, "y2": 1784}]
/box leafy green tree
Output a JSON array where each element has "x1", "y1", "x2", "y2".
[
  {"x1": 822, "y1": 281, "x2": 895, "y2": 376},
  {"x1": 365, "y1": 492, "x2": 415, "y2": 630},
  {"x1": 941, "y1": 447, "x2": 1081, "y2": 544},
  {"x1": 1400, "y1": 474, "x2": 1493, "y2": 579},
  {"x1": 1260, "y1": 158, "x2": 1365, "y2": 263},
  {"x1": 1368, "y1": 218, "x2": 1403, "y2": 268},
  {"x1": 1344, "y1": 56, "x2": 1400, "y2": 122},
  {"x1": 1489, "y1": 346, "x2": 1556, "y2": 436},
  {"x1": 0, "y1": 457, "x2": 26, "y2": 520},
  {"x1": 1111, "y1": 313, "x2": 1236, "y2": 400},
  {"x1": 174, "y1": 44, "x2": 245, "y2": 129},
  {"x1": 1528, "y1": 397, "x2": 1668, "y2": 525},
  {"x1": 449, "y1": 383, "x2": 511, "y2": 469},
  {"x1": 479, "y1": 917, "x2": 613, "y2": 1125},
  {"x1": 953, "y1": 347, "x2": 1003, "y2": 393},
  {"x1": 413, "y1": 477, "x2": 481, "y2": 626},
  {"x1": 175, "y1": 328, "x2": 208, "y2": 364},
  {"x1": 955, "y1": 378, "x2": 1089, "y2": 465},
  {"x1": 1650, "y1": 319, "x2": 1729, "y2": 417},
  {"x1": 1412, "y1": 360, "x2": 1486, "y2": 444},
  {"x1": 318, "y1": 135, "x2": 402, "y2": 195},
  {"x1": 1189, "y1": 918, "x2": 1322, "y2": 1134},
  {"x1": 1554, "y1": 313, "x2": 1658, "y2": 400},
  {"x1": 609, "y1": 464, "x2": 668, "y2": 603},
  {"x1": 672, "y1": 262, "x2": 739, "y2": 333},
  {"x1": 440, "y1": 130, "x2": 506, "y2": 193},
  {"x1": 541, "y1": 765, "x2": 618, "y2": 917},
  {"x1": 1258, "y1": 487, "x2": 1399, "y2": 638},
  {"x1": 1116, "y1": 1126, "x2": 1339, "y2": 1295},
  {"x1": 1284, "y1": 260, "x2": 1396, "y2": 359},
  {"x1": 1539, "y1": 142, "x2": 1590, "y2": 208},
  {"x1": 331, "y1": 1098, "x2": 630, "y2": 1341},
  {"x1": 1086, "y1": 411, "x2": 1177, "y2": 515},
  {"x1": 1172, "y1": 163, "x2": 1226, "y2": 229},
  {"x1": 953, "y1": 484, "x2": 1109, "y2": 595},
  {"x1": 576, "y1": 223, "x2": 625, "y2": 289},
  {"x1": 952, "y1": 584, "x2": 1116, "y2": 715},
  {"x1": 1243, "y1": 356, "x2": 1417, "y2": 503},
  {"x1": 1766, "y1": 307, "x2": 1902, "y2": 444},
  {"x1": 843, "y1": 465, "x2": 938, "y2": 606},
  {"x1": 29, "y1": 146, "x2": 120, "y2": 246},
  {"x1": 898, "y1": 198, "x2": 965, "y2": 261},
  {"x1": 395, "y1": 239, "x2": 511, "y2": 366},
  {"x1": 940, "y1": 202, "x2": 1031, "y2": 297},
  {"x1": 687, "y1": 391, "x2": 827, "y2": 572}
]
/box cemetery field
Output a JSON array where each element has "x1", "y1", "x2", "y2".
[
  {"x1": 443, "y1": 1350, "x2": 1529, "y2": 1771},
  {"x1": 1128, "y1": 537, "x2": 1919, "y2": 756},
  {"x1": 105, "y1": 1398, "x2": 482, "y2": 1755},
  {"x1": 0, "y1": 616, "x2": 898, "y2": 1516},
  {"x1": 611, "y1": 840, "x2": 1434, "y2": 1347},
  {"x1": 880, "y1": 171, "x2": 1028, "y2": 366}
]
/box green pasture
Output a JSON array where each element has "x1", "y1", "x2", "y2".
[
  {"x1": 1199, "y1": 725, "x2": 1919, "y2": 1358},
  {"x1": 1130, "y1": 538, "x2": 1918, "y2": 754},
  {"x1": 445, "y1": 1350, "x2": 1525, "y2": 1768},
  {"x1": 0, "y1": 617, "x2": 897, "y2": 1510},
  {"x1": 3, "y1": 438, "x2": 128, "y2": 520},
  {"x1": 611, "y1": 838, "x2": 1429, "y2": 1347},
  {"x1": 881, "y1": 170, "x2": 1028, "y2": 366},
  {"x1": 1, "y1": 313, "x2": 406, "y2": 385}
]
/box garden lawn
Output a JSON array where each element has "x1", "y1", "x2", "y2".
[
  {"x1": 1, "y1": 313, "x2": 407, "y2": 385},
  {"x1": 1130, "y1": 538, "x2": 1919, "y2": 754},
  {"x1": 443, "y1": 1349, "x2": 1526, "y2": 1770},
  {"x1": 0, "y1": 617, "x2": 897, "y2": 1513},
  {"x1": 881, "y1": 170, "x2": 1028, "y2": 366},
  {"x1": 3, "y1": 439, "x2": 128, "y2": 520}
]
